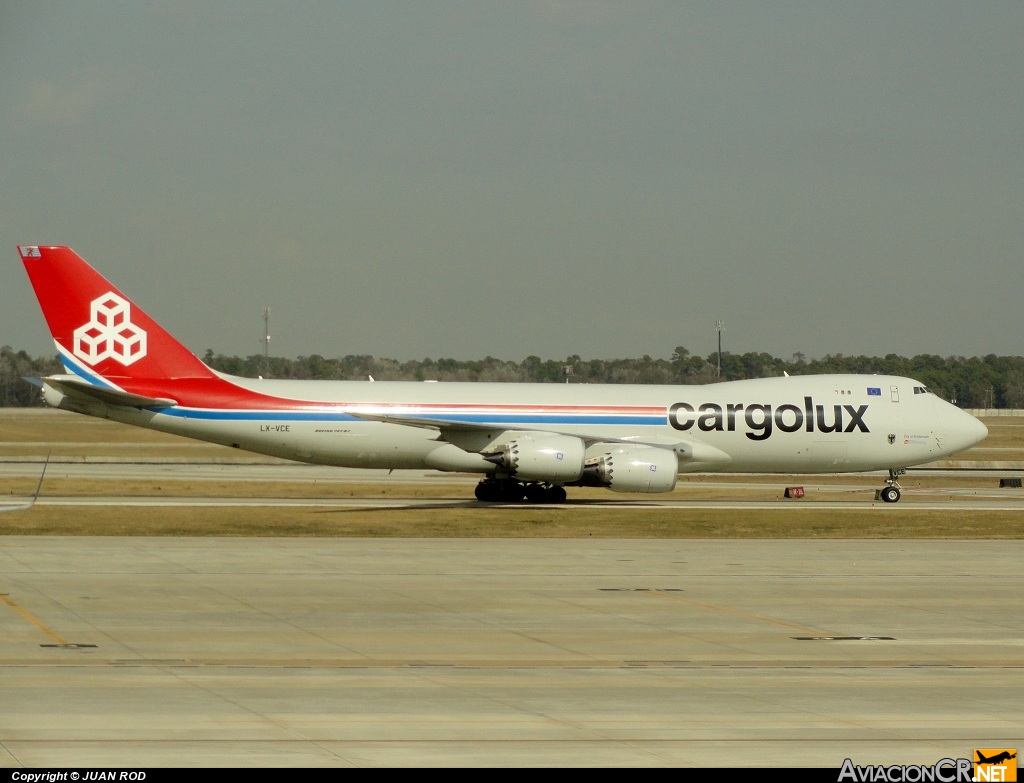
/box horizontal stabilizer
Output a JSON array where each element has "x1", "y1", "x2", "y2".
[{"x1": 41, "y1": 375, "x2": 177, "y2": 408}]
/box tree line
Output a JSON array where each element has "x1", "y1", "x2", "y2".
[{"x1": 3, "y1": 344, "x2": 1022, "y2": 408}]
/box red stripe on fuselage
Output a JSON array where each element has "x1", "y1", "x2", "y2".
[{"x1": 123, "y1": 375, "x2": 665, "y2": 416}]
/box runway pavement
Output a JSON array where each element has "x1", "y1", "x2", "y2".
[
  {"x1": 1, "y1": 537, "x2": 1021, "y2": 767},
  {"x1": 6, "y1": 494, "x2": 1024, "y2": 511},
  {"x1": 2, "y1": 460, "x2": 1024, "y2": 511}
]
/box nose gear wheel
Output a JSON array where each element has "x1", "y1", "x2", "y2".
[{"x1": 879, "y1": 468, "x2": 905, "y2": 503}]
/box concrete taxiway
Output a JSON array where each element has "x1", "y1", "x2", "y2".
[{"x1": 1, "y1": 537, "x2": 1021, "y2": 767}]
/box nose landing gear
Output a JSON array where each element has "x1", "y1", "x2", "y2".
[{"x1": 878, "y1": 468, "x2": 906, "y2": 503}]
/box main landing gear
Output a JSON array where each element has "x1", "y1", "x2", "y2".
[
  {"x1": 474, "y1": 478, "x2": 567, "y2": 504},
  {"x1": 878, "y1": 468, "x2": 906, "y2": 503}
]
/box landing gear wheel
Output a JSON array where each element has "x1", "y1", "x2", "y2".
[
  {"x1": 524, "y1": 483, "x2": 547, "y2": 503},
  {"x1": 523, "y1": 483, "x2": 567, "y2": 504},
  {"x1": 879, "y1": 468, "x2": 905, "y2": 504},
  {"x1": 475, "y1": 480, "x2": 497, "y2": 502},
  {"x1": 500, "y1": 481, "x2": 525, "y2": 502},
  {"x1": 474, "y1": 478, "x2": 526, "y2": 503},
  {"x1": 477, "y1": 479, "x2": 566, "y2": 504},
  {"x1": 880, "y1": 485, "x2": 901, "y2": 503}
]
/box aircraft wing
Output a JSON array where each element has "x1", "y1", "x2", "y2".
[
  {"x1": 346, "y1": 409, "x2": 656, "y2": 445},
  {"x1": 345, "y1": 410, "x2": 499, "y2": 432},
  {"x1": 346, "y1": 410, "x2": 729, "y2": 462}
]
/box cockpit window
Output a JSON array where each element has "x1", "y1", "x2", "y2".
[{"x1": 913, "y1": 386, "x2": 932, "y2": 394}]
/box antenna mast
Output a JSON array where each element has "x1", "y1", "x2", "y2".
[
  {"x1": 716, "y1": 320, "x2": 723, "y2": 378},
  {"x1": 260, "y1": 306, "x2": 271, "y2": 376}
]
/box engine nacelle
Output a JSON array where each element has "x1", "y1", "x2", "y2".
[
  {"x1": 580, "y1": 445, "x2": 678, "y2": 493},
  {"x1": 484, "y1": 433, "x2": 586, "y2": 482}
]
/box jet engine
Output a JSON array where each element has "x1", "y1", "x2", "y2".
[
  {"x1": 483, "y1": 433, "x2": 586, "y2": 482},
  {"x1": 579, "y1": 445, "x2": 678, "y2": 493}
]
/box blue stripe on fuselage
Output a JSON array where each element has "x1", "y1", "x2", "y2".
[
  {"x1": 154, "y1": 408, "x2": 359, "y2": 422},
  {"x1": 151, "y1": 407, "x2": 665, "y2": 426}
]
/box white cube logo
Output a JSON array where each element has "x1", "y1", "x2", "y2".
[{"x1": 73, "y1": 292, "x2": 147, "y2": 366}]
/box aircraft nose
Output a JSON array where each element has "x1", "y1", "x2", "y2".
[
  {"x1": 946, "y1": 406, "x2": 988, "y2": 452},
  {"x1": 975, "y1": 416, "x2": 989, "y2": 444}
]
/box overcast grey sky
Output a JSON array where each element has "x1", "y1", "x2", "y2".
[{"x1": 2, "y1": 2, "x2": 1021, "y2": 363}]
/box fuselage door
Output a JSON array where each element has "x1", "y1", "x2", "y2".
[{"x1": 890, "y1": 385, "x2": 900, "y2": 403}]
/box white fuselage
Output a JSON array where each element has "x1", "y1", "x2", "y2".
[{"x1": 49, "y1": 373, "x2": 987, "y2": 475}]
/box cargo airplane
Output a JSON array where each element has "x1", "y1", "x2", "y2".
[{"x1": 18, "y1": 246, "x2": 988, "y2": 503}]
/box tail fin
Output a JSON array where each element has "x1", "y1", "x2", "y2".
[{"x1": 18, "y1": 246, "x2": 217, "y2": 390}]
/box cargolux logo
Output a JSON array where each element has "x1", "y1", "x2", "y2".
[
  {"x1": 669, "y1": 397, "x2": 870, "y2": 441},
  {"x1": 73, "y1": 292, "x2": 147, "y2": 366}
]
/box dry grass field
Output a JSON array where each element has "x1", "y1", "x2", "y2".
[{"x1": 1, "y1": 409, "x2": 1022, "y2": 538}]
